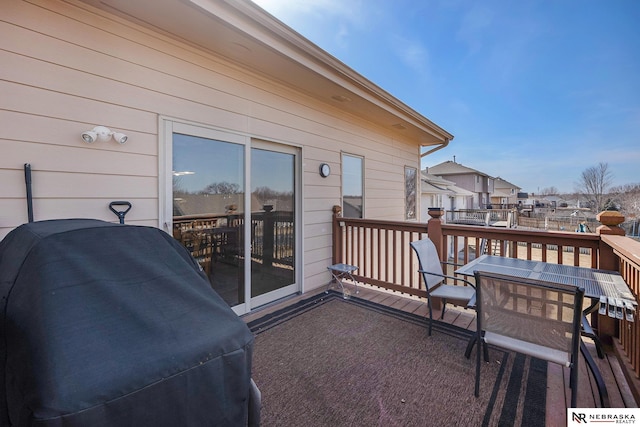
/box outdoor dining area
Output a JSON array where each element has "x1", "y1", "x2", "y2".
[{"x1": 243, "y1": 207, "x2": 639, "y2": 425}]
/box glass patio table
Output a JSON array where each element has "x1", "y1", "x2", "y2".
[
  {"x1": 455, "y1": 254, "x2": 632, "y2": 407},
  {"x1": 455, "y1": 255, "x2": 636, "y2": 322}
]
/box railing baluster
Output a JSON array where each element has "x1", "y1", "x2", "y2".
[
  {"x1": 392, "y1": 229, "x2": 398, "y2": 285},
  {"x1": 401, "y1": 231, "x2": 406, "y2": 289},
  {"x1": 557, "y1": 245, "x2": 563, "y2": 264}
]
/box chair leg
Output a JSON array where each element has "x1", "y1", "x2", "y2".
[
  {"x1": 580, "y1": 341, "x2": 610, "y2": 408},
  {"x1": 591, "y1": 334, "x2": 605, "y2": 359},
  {"x1": 427, "y1": 297, "x2": 433, "y2": 336},
  {"x1": 464, "y1": 336, "x2": 475, "y2": 359},
  {"x1": 475, "y1": 333, "x2": 481, "y2": 397},
  {"x1": 581, "y1": 314, "x2": 605, "y2": 359},
  {"x1": 439, "y1": 299, "x2": 447, "y2": 319},
  {"x1": 465, "y1": 331, "x2": 489, "y2": 362}
]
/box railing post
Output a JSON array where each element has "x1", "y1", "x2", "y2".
[
  {"x1": 427, "y1": 207, "x2": 446, "y2": 312},
  {"x1": 427, "y1": 207, "x2": 445, "y2": 260},
  {"x1": 332, "y1": 205, "x2": 343, "y2": 265},
  {"x1": 262, "y1": 205, "x2": 274, "y2": 267},
  {"x1": 597, "y1": 210, "x2": 626, "y2": 270},
  {"x1": 596, "y1": 210, "x2": 626, "y2": 341}
]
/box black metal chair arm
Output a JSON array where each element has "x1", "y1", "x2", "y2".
[{"x1": 417, "y1": 270, "x2": 476, "y2": 289}]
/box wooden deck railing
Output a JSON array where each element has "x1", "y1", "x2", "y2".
[
  {"x1": 445, "y1": 208, "x2": 515, "y2": 227},
  {"x1": 440, "y1": 223, "x2": 600, "y2": 268},
  {"x1": 173, "y1": 211, "x2": 294, "y2": 268},
  {"x1": 332, "y1": 209, "x2": 640, "y2": 399},
  {"x1": 332, "y1": 215, "x2": 429, "y2": 298},
  {"x1": 332, "y1": 212, "x2": 602, "y2": 297},
  {"x1": 601, "y1": 234, "x2": 640, "y2": 400}
]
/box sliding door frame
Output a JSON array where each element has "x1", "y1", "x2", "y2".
[{"x1": 159, "y1": 118, "x2": 303, "y2": 315}]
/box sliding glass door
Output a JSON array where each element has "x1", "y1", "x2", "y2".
[
  {"x1": 166, "y1": 122, "x2": 299, "y2": 314},
  {"x1": 250, "y1": 142, "x2": 298, "y2": 307},
  {"x1": 172, "y1": 132, "x2": 246, "y2": 307}
]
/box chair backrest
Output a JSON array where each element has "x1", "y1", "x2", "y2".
[
  {"x1": 410, "y1": 238, "x2": 444, "y2": 290},
  {"x1": 477, "y1": 238, "x2": 487, "y2": 257},
  {"x1": 474, "y1": 271, "x2": 584, "y2": 366}
]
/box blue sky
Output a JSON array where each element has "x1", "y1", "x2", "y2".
[{"x1": 251, "y1": 0, "x2": 639, "y2": 194}]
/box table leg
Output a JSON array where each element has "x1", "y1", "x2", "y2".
[{"x1": 580, "y1": 340, "x2": 610, "y2": 407}]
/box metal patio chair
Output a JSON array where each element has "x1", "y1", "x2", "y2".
[
  {"x1": 471, "y1": 270, "x2": 606, "y2": 408},
  {"x1": 410, "y1": 238, "x2": 475, "y2": 336}
]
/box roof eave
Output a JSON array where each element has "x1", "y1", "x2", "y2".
[{"x1": 78, "y1": 0, "x2": 453, "y2": 146}]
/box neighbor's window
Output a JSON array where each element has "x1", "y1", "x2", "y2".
[
  {"x1": 405, "y1": 166, "x2": 417, "y2": 220},
  {"x1": 342, "y1": 154, "x2": 363, "y2": 218}
]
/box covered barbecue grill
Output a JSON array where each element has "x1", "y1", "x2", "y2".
[{"x1": 0, "y1": 219, "x2": 259, "y2": 426}]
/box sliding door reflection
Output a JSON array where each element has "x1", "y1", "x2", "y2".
[
  {"x1": 172, "y1": 133, "x2": 245, "y2": 306},
  {"x1": 250, "y1": 147, "x2": 296, "y2": 301}
]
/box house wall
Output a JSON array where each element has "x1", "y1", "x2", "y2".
[
  {"x1": 454, "y1": 195, "x2": 468, "y2": 211},
  {"x1": 492, "y1": 186, "x2": 519, "y2": 206},
  {"x1": 0, "y1": 0, "x2": 421, "y2": 291},
  {"x1": 436, "y1": 175, "x2": 485, "y2": 208},
  {"x1": 420, "y1": 193, "x2": 444, "y2": 222}
]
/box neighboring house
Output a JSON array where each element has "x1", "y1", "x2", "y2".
[
  {"x1": 543, "y1": 195, "x2": 570, "y2": 208},
  {"x1": 420, "y1": 171, "x2": 473, "y2": 222},
  {"x1": 420, "y1": 172, "x2": 452, "y2": 213},
  {"x1": 427, "y1": 161, "x2": 494, "y2": 209},
  {"x1": 1, "y1": 0, "x2": 453, "y2": 315},
  {"x1": 445, "y1": 184, "x2": 474, "y2": 212},
  {"x1": 491, "y1": 177, "x2": 521, "y2": 208}
]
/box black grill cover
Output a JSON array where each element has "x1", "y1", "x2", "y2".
[{"x1": 0, "y1": 219, "x2": 254, "y2": 426}]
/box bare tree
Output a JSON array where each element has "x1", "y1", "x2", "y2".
[
  {"x1": 610, "y1": 183, "x2": 640, "y2": 217},
  {"x1": 202, "y1": 181, "x2": 241, "y2": 195},
  {"x1": 576, "y1": 162, "x2": 613, "y2": 212},
  {"x1": 540, "y1": 186, "x2": 559, "y2": 196}
]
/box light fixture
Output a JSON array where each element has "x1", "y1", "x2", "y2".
[
  {"x1": 319, "y1": 163, "x2": 331, "y2": 177},
  {"x1": 81, "y1": 126, "x2": 128, "y2": 144},
  {"x1": 112, "y1": 132, "x2": 128, "y2": 144}
]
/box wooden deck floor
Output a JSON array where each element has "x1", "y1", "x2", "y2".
[{"x1": 242, "y1": 284, "x2": 638, "y2": 424}]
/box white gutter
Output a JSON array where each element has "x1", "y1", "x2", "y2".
[{"x1": 421, "y1": 138, "x2": 450, "y2": 158}]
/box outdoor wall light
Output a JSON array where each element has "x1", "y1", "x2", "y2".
[
  {"x1": 319, "y1": 163, "x2": 331, "y2": 177},
  {"x1": 81, "y1": 126, "x2": 128, "y2": 144}
]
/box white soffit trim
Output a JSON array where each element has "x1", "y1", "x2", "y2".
[{"x1": 76, "y1": 0, "x2": 453, "y2": 146}]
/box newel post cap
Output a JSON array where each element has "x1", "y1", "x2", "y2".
[
  {"x1": 427, "y1": 207, "x2": 444, "y2": 219},
  {"x1": 596, "y1": 210, "x2": 625, "y2": 236},
  {"x1": 596, "y1": 210, "x2": 625, "y2": 226}
]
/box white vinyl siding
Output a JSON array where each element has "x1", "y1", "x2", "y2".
[{"x1": 0, "y1": 0, "x2": 421, "y2": 291}]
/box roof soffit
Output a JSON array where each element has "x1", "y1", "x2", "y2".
[{"x1": 76, "y1": 0, "x2": 452, "y2": 146}]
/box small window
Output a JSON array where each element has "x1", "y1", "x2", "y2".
[
  {"x1": 342, "y1": 154, "x2": 363, "y2": 218},
  {"x1": 405, "y1": 166, "x2": 417, "y2": 220}
]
